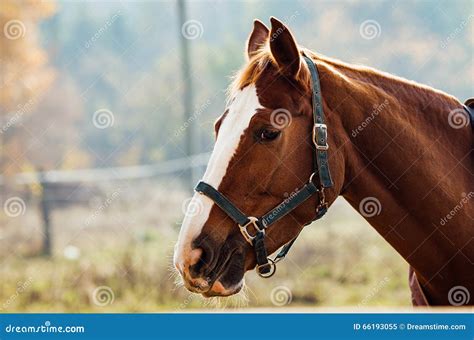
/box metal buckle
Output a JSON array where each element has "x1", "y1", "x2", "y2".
[
  {"x1": 312, "y1": 123, "x2": 329, "y2": 151},
  {"x1": 256, "y1": 258, "x2": 276, "y2": 278},
  {"x1": 238, "y1": 216, "x2": 263, "y2": 245}
]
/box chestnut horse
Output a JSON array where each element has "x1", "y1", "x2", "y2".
[{"x1": 174, "y1": 17, "x2": 473, "y2": 306}]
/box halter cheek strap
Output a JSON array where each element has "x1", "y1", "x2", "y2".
[
  {"x1": 194, "y1": 55, "x2": 333, "y2": 278},
  {"x1": 305, "y1": 55, "x2": 333, "y2": 189}
]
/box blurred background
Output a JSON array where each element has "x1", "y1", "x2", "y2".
[{"x1": 0, "y1": 0, "x2": 472, "y2": 311}]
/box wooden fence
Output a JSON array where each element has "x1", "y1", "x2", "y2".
[{"x1": 1, "y1": 152, "x2": 210, "y2": 256}]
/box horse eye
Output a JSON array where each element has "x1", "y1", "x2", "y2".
[{"x1": 259, "y1": 128, "x2": 281, "y2": 141}]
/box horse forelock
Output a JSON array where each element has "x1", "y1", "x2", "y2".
[{"x1": 227, "y1": 48, "x2": 274, "y2": 99}]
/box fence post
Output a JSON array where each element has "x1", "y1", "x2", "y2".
[
  {"x1": 38, "y1": 171, "x2": 52, "y2": 257},
  {"x1": 177, "y1": 0, "x2": 197, "y2": 192}
]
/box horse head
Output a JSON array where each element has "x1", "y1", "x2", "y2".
[{"x1": 174, "y1": 17, "x2": 344, "y2": 297}]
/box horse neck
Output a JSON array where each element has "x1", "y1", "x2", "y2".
[{"x1": 317, "y1": 57, "x2": 474, "y2": 304}]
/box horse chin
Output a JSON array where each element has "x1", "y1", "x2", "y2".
[{"x1": 202, "y1": 280, "x2": 244, "y2": 298}]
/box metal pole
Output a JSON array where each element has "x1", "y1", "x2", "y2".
[
  {"x1": 177, "y1": 0, "x2": 196, "y2": 191},
  {"x1": 38, "y1": 171, "x2": 52, "y2": 257}
]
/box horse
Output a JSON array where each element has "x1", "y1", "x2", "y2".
[{"x1": 174, "y1": 17, "x2": 473, "y2": 306}]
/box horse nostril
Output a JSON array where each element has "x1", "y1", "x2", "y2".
[
  {"x1": 189, "y1": 237, "x2": 218, "y2": 277},
  {"x1": 189, "y1": 248, "x2": 203, "y2": 266},
  {"x1": 189, "y1": 277, "x2": 210, "y2": 291}
]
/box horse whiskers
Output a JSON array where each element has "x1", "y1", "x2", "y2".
[
  {"x1": 173, "y1": 274, "x2": 184, "y2": 288},
  {"x1": 167, "y1": 263, "x2": 184, "y2": 288},
  {"x1": 198, "y1": 285, "x2": 249, "y2": 310},
  {"x1": 232, "y1": 289, "x2": 249, "y2": 310},
  {"x1": 239, "y1": 283, "x2": 251, "y2": 304},
  {"x1": 242, "y1": 281, "x2": 258, "y2": 302},
  {"x1": 202, "y1": 296, "x2": 219, "y2": 309},
  {"x1": 165, "y1": 247, "x2": 182, "y2": 281}
]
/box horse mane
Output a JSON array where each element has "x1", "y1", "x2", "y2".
[
  {"x1": 308, "y1": 50, "x2": 459, "y2": 104},
  {"x1": 229, "y1": 46, "x2": 460, "y2": 108}
]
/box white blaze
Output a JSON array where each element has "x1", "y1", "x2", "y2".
[{"x1": 174, "y1": 85, "x2": 263, "y2": 268}]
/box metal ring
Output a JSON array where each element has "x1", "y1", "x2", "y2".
[{"x1": 256, "y1": 258, "x2": 276, "y2": 278}]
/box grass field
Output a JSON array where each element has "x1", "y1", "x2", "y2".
[{"x1": 0, "y1": 180, "x2": 411, "y2": 312}]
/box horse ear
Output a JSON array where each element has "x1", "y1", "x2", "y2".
[
  {"x1": 269, "y1": 17, "x2": 300, "y2": 77},
  {"x1": 247, "y1": 19, "x2": 269, "y2": 59}
]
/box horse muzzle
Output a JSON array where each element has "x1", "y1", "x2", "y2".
[{"x1": 174, "y1": 236, "x2": 247, "y2": 297}]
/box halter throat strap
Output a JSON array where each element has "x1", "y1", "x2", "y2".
[{"x1": 194, "y1": 55, "x2": 333, "y2": 277}]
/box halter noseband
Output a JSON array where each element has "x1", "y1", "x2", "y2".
[{"x1": 195, "y1": 55, "x2": 334, "y2": 278}]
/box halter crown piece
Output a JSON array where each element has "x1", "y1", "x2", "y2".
[{"x1": 195, "y1": 55, "x2": 334, "y2": 278}]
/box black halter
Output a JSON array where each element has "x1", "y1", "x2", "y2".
[{"x1": 195, "y1": 55, "x2": 333, "y2": 278}]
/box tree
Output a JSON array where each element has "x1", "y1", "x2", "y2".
[{"x1": 0, "y1": 0, "x2": 56, "y2": 175}]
